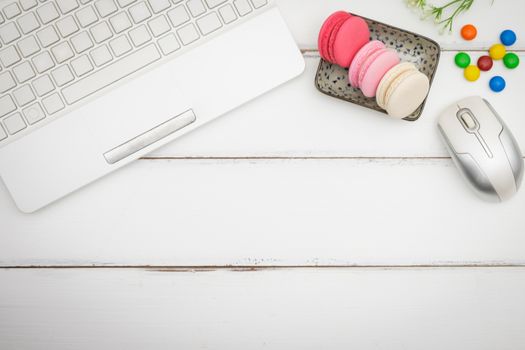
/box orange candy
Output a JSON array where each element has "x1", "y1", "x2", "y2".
[{"x1": 461, "y1": 24, "x2": 477, "y2": 40}]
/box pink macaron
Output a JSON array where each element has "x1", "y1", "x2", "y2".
[
  {"x1": 357, "y1": 48, "x2": 400, "y2": 97},
  {"x1": 348, "y1": 40, "x2": 386, "y2": 87},
  {"x1": 318, "y1": 12, "x2": 370, "y2": 67}
]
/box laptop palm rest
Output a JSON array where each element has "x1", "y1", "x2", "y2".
[{"x1": 103, "y1": 110, "x2": 196, "y2": 164}]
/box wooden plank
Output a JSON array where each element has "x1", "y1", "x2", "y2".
[
  {"x1": 148, "y1": 52, "x2": 525, "y2": 158},
  {"x1": 277, "y1": 0, "x2": 525, "y2": 50},
  {"x1": 1, "y1": 267, "x2": 524, "y2": 349},
  {"x1": 1, "y1": 159, "x2": 524, "y2": 266}
]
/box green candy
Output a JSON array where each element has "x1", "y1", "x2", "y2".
[
  {"x1": 503, "y1": 53, "x2": 520, "y2": 69},
  {"x1": 455, "y1": 52, "x2": 471, "y2": 68}
]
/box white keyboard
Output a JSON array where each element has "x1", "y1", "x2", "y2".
[{"x1": 0, "y1": 0, "x2": 269, "y2": 144}]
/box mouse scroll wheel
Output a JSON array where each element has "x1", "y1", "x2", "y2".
[{"x1": 457, "y1": 109, "x2": 478, "y2": 131}]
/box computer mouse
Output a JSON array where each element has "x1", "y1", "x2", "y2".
[{"x1": 438, "y1": 96, "x2": 523, "y2": 202}]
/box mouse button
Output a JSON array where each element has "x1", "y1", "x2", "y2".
[
  {"x1": 453, "y1": 152, "x2": 500, "y2": 202},
  {"x1": 499, "y1": 128, "x2": 524, "y2": 187},
  {"x1": 456, "y1": 108, "x2": 478, "y2": 131}
]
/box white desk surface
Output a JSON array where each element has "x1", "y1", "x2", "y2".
[{"x1": 1, "y1": 0, "x2": 524, "y2": 348}]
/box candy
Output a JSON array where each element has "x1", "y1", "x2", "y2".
[
  {"x1": 489, "y1": 44, "x2": 506, "y2": 60},
  {"x1": 500, "y1": 30, "x2": 517, "y2": 46},
  {"x1": 454, "y1": 52, "x2": 471, "y2": 68},
  {"x1": 461, "y1": 24, "x2": 477, "y2": 40},
  {"x1": 503, "y1": 52, "x2": 520, "y2": 69},
  {"x1": 464, "y1": 65, "x2": 480, "y2": 82},
  {"x1": 477, "y1": 55, "x2": 493, "y2": 71},
  {"x1": 489, "y1": 76, "x2": 506, "y2": 92}
]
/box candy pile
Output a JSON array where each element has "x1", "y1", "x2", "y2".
[{"x1": 455, "y1": 25, "x2": 519, "y2": 93}]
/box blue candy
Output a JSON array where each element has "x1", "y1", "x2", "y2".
[
  {"x1": 489, "y1": 76, "x2": 506, "y2": 92},
  {"x1": 500, "y1": 30, "x2": 517, "y2": 46}
]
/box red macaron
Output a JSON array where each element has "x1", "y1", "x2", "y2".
[{"x1": 318, "y1": 11, "x2": 370, "y2": 68}]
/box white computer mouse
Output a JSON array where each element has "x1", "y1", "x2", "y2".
[{"x1": 438, "y1": 96, "x2": 523, "y2": 202}]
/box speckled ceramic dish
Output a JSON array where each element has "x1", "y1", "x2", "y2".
[{"x1": 315, "y1": 16, "x2": 441, "y2": 121}]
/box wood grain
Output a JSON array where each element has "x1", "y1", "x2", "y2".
[
  {"x1": 2, "y1": 159, "x2": 524, "y2": 266},
  {"x1": 1, "y1": 267, "x2": 524, "y2": 350}
]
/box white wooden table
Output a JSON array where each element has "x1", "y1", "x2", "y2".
[{"x1": 1, "y1": 1, "x2": 524, "y2": 348}]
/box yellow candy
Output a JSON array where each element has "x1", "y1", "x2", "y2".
[
  {"x1": 489, "y1": 44, "x2": 506, "y2": 60},
  {"x1": 464, "y1": 65, "x2": 480, "y2": 82}
]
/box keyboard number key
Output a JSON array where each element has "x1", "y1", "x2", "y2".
[
  {"x1": 157, "y1": 32, "x2": 179, "y2": 55},
  {"x1": 42, "y1": 93, "x2": 65, "y2": 114},
  {"x1": 23, "y1": 102, "x2": 46, "y2": 124},
  {"x1": 51, "y1": 64, "x2": 74, "y2": 86},
  {"x1": 3, "y1": 112, "x2": 26, "y2": 134},
  {"x1": 218, "y1": 4, "x2": 236, "y2": 24},
  {"x1": 176, "y1": 22, "x2": 199, "y2": 45},
  {"x1": 233, "y1": 0, "x2": 251, "y2": 16}
]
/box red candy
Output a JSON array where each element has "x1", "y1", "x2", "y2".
[{"x1": 477, "y1": 55, "x2": 493, "y2": 71}]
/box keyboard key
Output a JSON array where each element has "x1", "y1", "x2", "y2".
[
  {"x1": 116, "y1": 0, "x2": 136, "y2": 7},
  {"x1": 0, "y1": 95, "x2": 17, "y2": 117},
  {"x1": 42, "y1": 93, "x2": 64, "y2": 114},
  {"x1": 147, "y1": 0, "x2": 170, "y2": 14},
  {"x1": 36, "y1": 2, "x2": 60, "y2": 24},
  {"x1": 128, "y1": 2, "x2": 151, "y2": 23},
  {"x1": 186, "y1": 0, "x2": 205, "y2": 17},
  {"x1": 13, "y1": 84, "x2": 36, "y2": 106},
  {"x1": 108, "y1": 34, "x2": 131, "y2": 56},
  {"x1": 62, "y1": 43, "x2": 160, "y2": 104},
  {"x1": 0, "y1": 71, "x2": 16, "y2": 92},
  {"x1": 51, "y1": 41, "x2": 74, "y2": 62},
  {"x1": 75, "y1": 6, "x2": 98, "y2": 27},
  {"x1": 32, "y1": 51, "x2": 55, "y2": 72},
  {"x1": 233, "y1": 0, "x2": 251, "y2": 16},
  {"x1": 0, "y1": 22, "x2": 21, "y2": 44},
  {"x1": 147, "y1": 15, "x2": 169, "y2": 37},
  {"x1": 56, "y1": 15, "x2": 79, "y2": 37},
  {"x1": 56, "y1": 0, "x2": 79, "y2": 14},
  {"x1": 3, "y1": 3, "x2": 21, "y2": 19},
  {"x1": 0, "y1": 124, "x2": 6, "y2": 140},
  {"x1": 23, "y1": 102, "x2": 46, "y2": 124},
  {"x1": 109, "y1": 11, "x2": 132, "y2": 33},
  {"x1": 18, "y1": 35, "x2": 41, "y2": 57},
  {"x1": 94, "y1": 0, "x2": 117, "y2": 17},
  {"x1": 71, "y1": 54, "x2": 93, "y2": 76},
  {"x1": 32, "y1": 74, "x2": 55, "y2": 95},
  {"x1": 129, "y1": 24, "x2": 150, "y2": 46},
  {"x1": 12, "y1": 61, "x2": 36, "y2": 83},
  {"x1": 17, "y1": 12, "x2": 41, "y2": 34},
  {"x1": 51, "y1": 64, "x2": 74, "y2": 85},
  {"x1": 218, "y1": 4, "x2": 235, "y2": 23},
  {"x1": 0, "y1": 12, "x2": 4, "y2": 25},
  {"x1": 0, "y1": 45, "x2": 21, "y2": 67},
  {"x1": 157, "y1": 32, "x2": 179, "y2": 55},
  {"x1": 20, "y1": 0, "x2": 39, "y2": 11},
  {"x1": 204, "y1": 0, "x2": 226, "y2": 9},
  {"x1": 36, "y1": 26, "x2": 60, "y2": 47},
  {"x1": 250, "y1": 0, "x2": 266, "y2": 8},
  {"x1": 3, "y1": 112, "x2": 26, "y2": 134},
  {"x1": 90, "y1": 21, "x2": 112, "y2": 43},
  {"x1": 70, "y1": 31, "x2": 93, "y2": 53},
  {"x1": 176, "y1": 22, "x2": 198, "y2": 45},
  {"x1": 196, "y1": 11, "x2": 221, "y2": 35},
  {"x1": 167, "y1": 5, "x2": 189, "y2": 27},
  {"x1": 90, "y1": 44, "x2": 112, "y2": 66}
]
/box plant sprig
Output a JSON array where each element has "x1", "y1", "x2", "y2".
[{"x1": 406, "y1": 0, "x2": 476, "y2": 33}]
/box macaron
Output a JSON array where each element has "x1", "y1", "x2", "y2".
[
  {"x1": 356, "y1": 48, "x2": 400, "y2": 97},
  {"x1": 349, "y1": 40, "x2": 385, "y2": 87},
  {"x1": 376, "y1": 62, "x2": 430, "y2": 119},
  {"x1": 318, "y1": 11, "x2": 370, "y2": 67}
]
